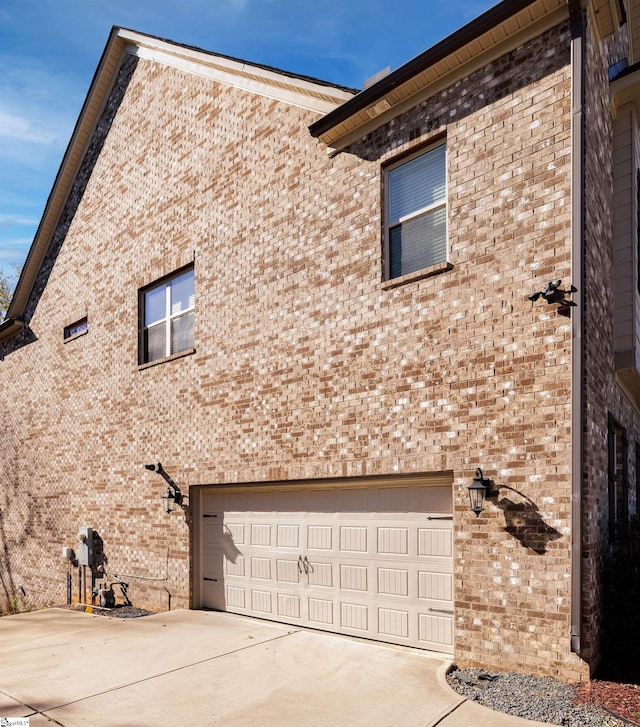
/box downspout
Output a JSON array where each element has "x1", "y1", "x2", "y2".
[{"x1": 568, "y1": 0, "x2": 585, "y2": 656}]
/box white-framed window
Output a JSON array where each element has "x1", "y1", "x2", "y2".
[
  {"x1": 141, "y1": 266, "x2": 194, "y2": 364},
  {"x1": 385, "y1": 142, "x2": 447, "y2": 280}
]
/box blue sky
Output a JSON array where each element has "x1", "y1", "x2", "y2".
[{"x1": 0, "y1": 0, "x2": 497, "y2": 281}]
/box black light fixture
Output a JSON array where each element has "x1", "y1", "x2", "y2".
[
  {"x1": 144, "y1": 462, "x2": 184, "y2": 514},
  {"x1": 467, "y1": 468, "x2": 492, "y2": 516},
  {"x1": 528, "y1": 279, "x2": 577, "y2": 317},
  {"x1": 161, "y1": 486, "x2": 181, "y2": 514}
]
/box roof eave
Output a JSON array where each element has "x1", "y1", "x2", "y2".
[
  {"x1": 5, "y1": 25, "x2": 127, "y2": 324},
  {"x1": 0, "y1": 318, "x2": 25, "y2": 345},
  {"x1": 309, "y1": 0, "x2": 569, "y2": 150},
  {"x1": 3, "y1": 28, "x2": 357, "y2": 343}
]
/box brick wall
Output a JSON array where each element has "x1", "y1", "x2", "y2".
[{"x1": 0, "y1": 21, "x2": 591, "y2": 680}]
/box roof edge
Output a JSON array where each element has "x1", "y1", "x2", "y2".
[
  {"x1": 309, "y1": 0, "x2": 545, "y2": 140},
  {"x1": 5, "y1": 27, "x2": 358, "y2": 329},
  {"x1": 5, "y1": 25, "x2": 125, "y2": 322},
  {"x1": 0, "y1": 318, "x2": 24, "y2": 345}
]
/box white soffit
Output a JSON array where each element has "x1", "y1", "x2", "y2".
[
  {"x1": 628, "y1": 0, "x2": 640, "y2": 64},
  {"x1": 120, "y1": 30, "x2": 355, "y2": 114},
  {"x1": 589, "y1": 0, "x2": 623, "y2": 40},
  {"x1": 610, "y1": 66, "x2": 640, "y2": 116}
]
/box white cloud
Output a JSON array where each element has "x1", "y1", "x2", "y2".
[
  {"x1": 0, "y1": 109, "x2": 60, "y2": 145},
  {"x1": 0, "y1": 214, "x2": 40, "y2": 227},
  {"x1": 0, "y1": 240, "x2": 32, "y2": 261}
]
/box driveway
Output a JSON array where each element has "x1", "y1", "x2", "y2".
[{"x1": 0, "y1": 608, "x2": 546, "y2": 726}]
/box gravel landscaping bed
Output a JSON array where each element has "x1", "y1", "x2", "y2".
[
  {"x1": 94, "y1": 604, "x2": 156, "y2": 618},
  {"x1": 447, "y1": 667, "x2": 626, "y2": 726},
  {"x1": 68, "y1": 603, "x2": 155, "y2": 618}
]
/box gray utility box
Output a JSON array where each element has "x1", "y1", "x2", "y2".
[{"x1": 77, "y1": 527, "x2": 94, "y2": 566}]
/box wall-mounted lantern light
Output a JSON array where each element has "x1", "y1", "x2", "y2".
[
  {"x1": 528, "y1": 279, "x2": 577, "y2": 317},
  {"x1": 145, "y1": 462, "x2": 184, "y2": 514},
  {"x1": 161, "y1": 485, "x2": 182, "y2": 514},
  {"x1": 467, "y1": 468, "x2": 493, "y2": 516}
]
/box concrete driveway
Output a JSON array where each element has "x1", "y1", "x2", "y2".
[{"x1": 0, "y1": 608, "x2": 547, "y2": 726}]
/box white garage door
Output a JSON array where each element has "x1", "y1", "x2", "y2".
[{"x1": 200, "y1": 477, "x2": 454, "y2": 653}]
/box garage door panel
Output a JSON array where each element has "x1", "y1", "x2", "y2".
[
  {"x1": 340, "y1": 565, "x2": 368, "y2": 591},
  {"x1": 340, "y1": 526, "x2": 368, "y2": 552},
  {"x1": 226, "y1": 555, "x2": 245, "y2": 577},
  {"x1": 201, "y1": 479, "x2": 453, "y2": 654},
  {"x1": 308, "y1": 561, "x2": 333, "y2": 587},
  {"x1": 307, "y1": 490, "x2": 334, "y2": 510},
  {"x1": 276, "y1": 559, "x2": 301, "y2": 583},
  {"x1": 418, "y1": 486, "x2": 452, "y2": 512},
  {"x1": 251, "y1": 524, "x2": 271, "y2": 546},
  {"x1": 250, "y1": 557, "x2": 272, "y2": 580},
  {"x1": 377, "y1": 527, "x2": 408, "y2": 554},
  {"x1": 419, "y1": 613, "x2": 454, "y2": 648},
  {"x1": 204, "y1": 581, "x2": 225, "y2": 609},
  {"x1": 379, "y1": 608, "x2": 409, "y2": 638},
  {"x1": 418, "y1": 528, "x2": 452, "y2": 557},
  {"x1": 277, "y1": 593, "x2": 301, "y2": 618},
  {"x1": 251, "y1": 590, "x2": 273, "y2": 613},
  {"x1": 225, "y1": 522, "x2": 245, "y2": 544},
  {"x1": 277, "y1": 524, "x2": 300, "y2": 548},
  {"x1": 338, "y1": 488, "x2": 370, "y2": 512},
  {"x1": 379, "y1": 486, "x2": 409, "y2": 511},
  {"x1": 307, "y1": 525, "x2": 332, "y2": 550},
  {"x1": 250, "y1": 491, "x2": 273, "y2": 511},
  {"x1": 340, "y1": 602, "x2": 369, "y2": 631},
  {"x1": 203, "y1": 546, "x2": 224, "y2": 579},
  {"x1": 226, "y1": 585, "x2": 246, "y2": 609},
  {"x1": 378, "y1": 567, "x2": 409, "y2": 597},
  {"x1": 309, "y1": 597, "x2": 334, "y2": 625},
  {"x1": 419, "y1": 571, "x2": 453, "y2": 601},
  {"x1": 277, "y1": 490, "x2": 303, "y2": 511}
]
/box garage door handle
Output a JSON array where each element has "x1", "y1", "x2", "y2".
[
  {"x1": 204, "y1": 577, "x2": 218, "y2": 582},
  {"x1": 428, "y1": 608, "x2": 453, "y2": 615},
  {"x1": 303, "y1": 556, "x2": 313, "y2": 574},
  {"x1": 298, "y1": 556, "x2": 311, "y2": 575},
  {"x1": 427, "y1": 516, "x2": 453, "y2": 521}
]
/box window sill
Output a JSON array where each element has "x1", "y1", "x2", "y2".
[
  {"x1": 63, "y1": 329, "x2": 88, "y2": 344},
  {"x1": 138, "y1": 347, "x2": 196, "y2": 370},
  {"x1": 382, "y1": 261, "x2": 453, "y2": 290}
]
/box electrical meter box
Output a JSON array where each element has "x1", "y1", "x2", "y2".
[{"x1": 77, "y1": 527, "x2": 94, "y2": 566}]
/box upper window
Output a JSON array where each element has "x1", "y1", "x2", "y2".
[
  {"x1": 141, "y1": 267, "x2": 195, "y2": 364},
  {"x1": 385, "y1": 143, "x2": 447, "y2": 280}
]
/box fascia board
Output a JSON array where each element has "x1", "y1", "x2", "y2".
[
  {"x1": 312, "y1": 0, "x2": 569, "y2": 150},
  {"x1": 119, "y1": 29, "x2": 355, "y2": 113},
  {"x1": 3, "y1": 27, "x2": 355, "y2": 339}
]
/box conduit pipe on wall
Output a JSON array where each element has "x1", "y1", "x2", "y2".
[{"x1": 568, "y1": 0, "x2": 585, "y2": 656}]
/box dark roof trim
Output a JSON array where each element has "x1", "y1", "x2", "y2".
[
  {"x1": 4, "y1": 25, "x2": 122, "y2": 323},
  {"x1": 0, "y1": 317, "x2": 24, "y2": 343},
  {"x1": 309, "y1": 0, "x2": 539, "y2": 138}
]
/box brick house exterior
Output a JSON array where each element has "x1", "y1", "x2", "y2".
[{"x1": 2, "y1": 0, "x2": 640, "y2": 682}]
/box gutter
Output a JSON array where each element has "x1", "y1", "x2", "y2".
[
  {"x1": 0, "y1": 318, "x2": 24, "y2": 344},
  {"x1": 568, "y1": 0, "x2": 585, "y2": 656},
  {"x1": 309, "y1": 0, "x2": 539, "y2": 138}
]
